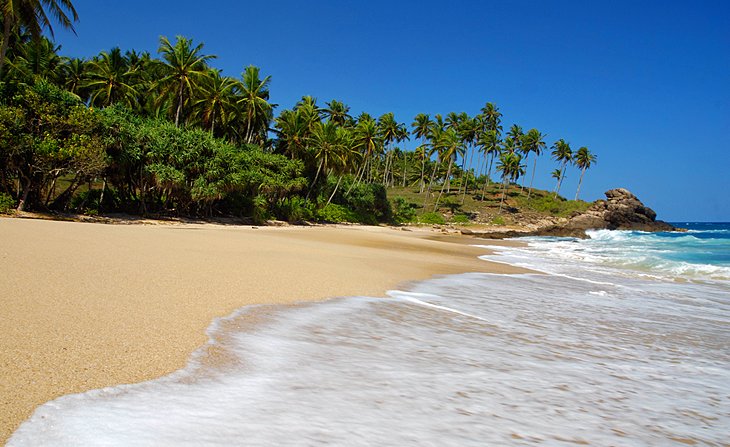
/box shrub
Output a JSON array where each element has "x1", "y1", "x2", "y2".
[
  {"x1": 316, "y1": 203, "x2": 359, "y2": 223},
  {"x1": 273, "y1": 196, "x2": 315, "y2": 222},
  {"x1": 451, "y1": 214, "x2": 471, "y2": 224},
  {"x1": 518, "y1": 194, "x2": 591, "y2": 217},
  {"x1": 321, "y1": 175, "x2": 392, "y2": 224},
  {"x1": 491, "y1": 215, "x2": 506, "y2": 225},
  {"x1": 0, "y1": 193, "x2": 15, "y2": 213},
  {"x1": 391, "y1": 196, "x2": 417, "y2": 224},
  {"x1": 419, "y1": 211, "x2": 446, "y2": 225}
]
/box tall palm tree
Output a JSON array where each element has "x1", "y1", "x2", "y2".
[
  {"x1": 551, "y1": 169, "x2": 563, "y2": 192},
  {"x1": 433, "y1": 127, "x2": 462, "y2": 210},
  {"x1": 84, "y1": 47, "x2": 139, "y2": 108},
  {"x1": 573, "y1": 146, "x2": 596, "y2": 200},
  {"x1": 156, "y1": 35, "x2": 215, "y2": 126},
  {"x1": 411, "y1": 113, "x2": 432, "y2": 193},
  {"x1": 521, "y1": 128, "x2": 547, "y2": 200},
  {"x1": 323, "y1": 99, "x2": 351, "y2": 126},
  {"x1": 306, "y1": 120, "x2": 348, "y2": 199},
  {"x1": 477, "y1": 129, "x2": 501, "y2": 199},
  {"x1": 551, "y1": 139, "x2": 572, "y2": 197},
  {"x1": 237, "y1": 64, "x2": 273, "y2": 146},
  {"x1": 193, "y1": 69, "x2": 238, "y2": 136},
  {"x1": 496, "y1": 151, "x2": 525, "y2": 213},
  {"x1": 480, "y1": 102, "x2": 503, "y2": 136},
  {"x1": 0, "y1": 0, "x2": 78, "y2": 76}
]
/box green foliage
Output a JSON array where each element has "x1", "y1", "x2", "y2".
[
  {"x1": 491, "y1": 215, "x2": 506, "y2": 225},
  {"x1": 419, "y1": 211, "x2": 446, "y2": 225},
  {"x1": 0, "y1": 193, "x2": 16, "y2": 213},
  {"x1": 321, "y1": 175, "x2": 392, "y2": 224},
  {"x1": 391, "y1": 196, "x2": 417, "y2": 223},
  {"x1": 451, "y1": 214, "x2": 471, "y2": 224},
  {"x1": 273, "y1": 196, "x2": 315, "y2": 222},
  {"x1": 518, "y1": 194, "x2": 591, "y2": 217},
  {"x1": 316, "y1": 203, "x2": 359, "y2": 223}
]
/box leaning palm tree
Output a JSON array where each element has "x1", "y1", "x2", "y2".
[
  {"x1": 411, "y1": 113, "x2": 432, "y2": 192},
  {"x1": 551, "y1": 139, "x2": 572, "y2": 197},
  {"x1": 573, "y1": 146, "x2": 597, "y2": 200},
  {"x1": 0, "y1": 0, "x2": 78, "y2": 76},
  {"x1": 496, "y1": 152, "x2": 525, "y2": 213},
  {"x1": 433, "y1": 128, "x2": 462, "y2": 210},
  {"x1": 477, "y1": 129, "x2": 501, "y2": 200},
  {"x1": 156, "y1": 35, "x2": 215, "y2": 126},
  {"x1": 551, "y1": 168, "x2": 563, "y2": 191},
  {"x1": 521, "y1": 128, "x2": 547, "y2": 200}
]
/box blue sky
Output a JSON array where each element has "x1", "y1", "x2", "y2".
[{"x1": 52, "y1": 0, "x2": 729, "y2": 221}]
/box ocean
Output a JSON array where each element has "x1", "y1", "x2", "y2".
[{"x1": 9, "y1": 223, "x2": 730, "y2": 446}]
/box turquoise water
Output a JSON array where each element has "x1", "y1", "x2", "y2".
[{"x1": 9, "y1": 225, "x2": 730, "y2": 446}]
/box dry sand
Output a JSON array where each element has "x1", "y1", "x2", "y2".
[{"x1": 0, "y1": 217, "x2": 526, "y2": 441}]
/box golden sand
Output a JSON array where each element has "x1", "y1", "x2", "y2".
[{"x1": 0, "y1": 218, "x2": 525, "y2": 441}]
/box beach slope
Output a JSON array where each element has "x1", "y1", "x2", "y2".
[{"x1": 0, "y1": 218, "x2": 523, "y2": 441}]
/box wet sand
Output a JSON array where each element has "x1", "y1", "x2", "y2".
[{"x1": 0, "y1": 218, "x2": 525, "y2": 441}]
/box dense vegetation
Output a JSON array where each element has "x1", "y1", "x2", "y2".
[{"x1": 0, "y1": 3, "x2": 597, "y2": 224}]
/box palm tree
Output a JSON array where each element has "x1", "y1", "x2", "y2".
[
  {"x1": 306, "y1": 120, "x2": 349, "y2": 199},
  {"x1": 84, "y1": 47, "x2": 140, "y2": 108},
  {"x1": 5, "y1": 35, "x2": 62, "y2": 82},
  {"x1": 521, "y1": 128, "x2": 547, "y2": 200},
  {"x1": 480, "y1": 102, "x2": 502, "y2": 136},
  {"x1": 237, "y1": 65, "x2": 273, "y2": 146},
  {"x1": 551, "y1": 168, "x2": 563, "y2": 191},
  {"x1": 0, "y1": 0, "x2": 78, "y2": 76},
  {"x1": 496, "y1": 152, "x2": 525, "y2": 213},
  {"x1": 156, "y1": 35, "x2": 215, "y2": 126},
  {"x1": 433, "y1": 127, "x2": 461, "y2": 210},
  {"x1": 193, "y1": 68, "x2": 238, "y2": 136},
  {"x1": 60, "y1": 56, "x2": 86, "y2": 97},
  {"x1": 323, "y1": 99, "x2": 351, "y2": 126},
  {"x1": 551, "y1": 139, "x2": 572, "y2": 197},
  {"x1": 351, "y1": 115, "x2": 382, "y2": 187},
  {"x1": 411, "y1": 113, "x2": 432, "y2": 192},
  {"x1": 477, "y1": 129, "x2": 501, "y2": 199},
  {"x1": 573, "y1": 146, "x2": 596, "y2": 200}
]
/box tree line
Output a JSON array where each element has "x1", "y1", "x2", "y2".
[{"x1": 0, "y1": 3, "x2": 596, "y2": 223}]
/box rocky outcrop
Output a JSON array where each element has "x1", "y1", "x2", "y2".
[
  {"x1": 537, "y1": 188, "x2": 675, "y2": 237},
  {"x1": 460, "y1": 188, "x2": 676, "y2": 239}
]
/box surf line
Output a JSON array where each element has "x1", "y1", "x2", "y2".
[{"x1": 395, "y1": 294, "x2": 490, "y2": 323}]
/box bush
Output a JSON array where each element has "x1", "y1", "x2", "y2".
[
  {"x1": 518, "y1": 194, "x2": 591, "y2": 217},
  {"x1": 316, "y1": 203, "x2": 359, "y2": 223},
  {"x1": 273, "y1": 196, "x2": 315, "y2": 222},
  {"x1": 70, "y1": 188, "x2": 120, "y2": 214},
  {"x1": 419, "y1": 211, "x2": 446, "y2": 225},
  {"x1": 0, "y1": 193, "x2": 15, "y2": 213},
  {"x1": 320, "y1": 175, "x2": 392, "y2": 224},
  {"x1": 451, "y1": 214, "x2": 471, "y2": 225},
  {"x1": 491, "y1": 215, "x2": 506, "y2": 225},
  {"x1": 391, "y1": 196, "x2": 417, "y2": 224}
]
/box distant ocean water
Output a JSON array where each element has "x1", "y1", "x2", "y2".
[{"x1": 9, "y1": 224, "x2": 730, "y2": 446}]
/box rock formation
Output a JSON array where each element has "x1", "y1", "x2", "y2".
[{"x1": 461, "y1": 188, "x2": 676, "y2": 239}]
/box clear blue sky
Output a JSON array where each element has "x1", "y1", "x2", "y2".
[{"x1": 52, "y1": 0, "x2": 729, "y2": 221}]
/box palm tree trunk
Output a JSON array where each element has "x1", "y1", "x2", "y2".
[
  {"x1": 326, "y1": 175, "x2": 343, "y2": 206},
  {"x1": 519, "y1": 154, "x2": 529, "y2": 194},
  {"x1": 526, "y1": 158, "x2": 538, "y2": 201},
  {"x1": 498, "y1": 178, "x2": 508, "y2": 214},
  {"x1": 402, "y1": 153, "x2": 407, "y2": 187},
  {"x1": 423, "y1": 160, "x2": 439, "y2": 208},
  {"x1": 0, "y1": 18, "x2": 14, "y2": 78},
  {"x1": 305, "y1": 159, "x2": 324, "y2": 200},
  {"x1": 434, "y1": 157, "x2": 453, "y2": 211},
  {"x1": 555, "y1": 162, "x2": 567, "y2": 198},
  {"x1": 175, "y1": 79, "x2": 184, "y2": 127},
  {"x1": 575, "y1": 167, "x2": 586, "y2": 201},
  {"x1": 419, "y1": 155, "x2": 426, "y2": 193}
]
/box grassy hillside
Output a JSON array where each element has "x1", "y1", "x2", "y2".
[{"x1": 387, "y1": 182, "x2": 593, "y2": 227}]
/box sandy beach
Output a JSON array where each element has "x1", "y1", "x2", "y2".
[{"x1": 0, "y1": 217, "x2": 525, "y2": 442}]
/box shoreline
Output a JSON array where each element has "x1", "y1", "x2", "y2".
[{"x1": 0, "y1": 217, "x2": 528, "y2": 442}]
